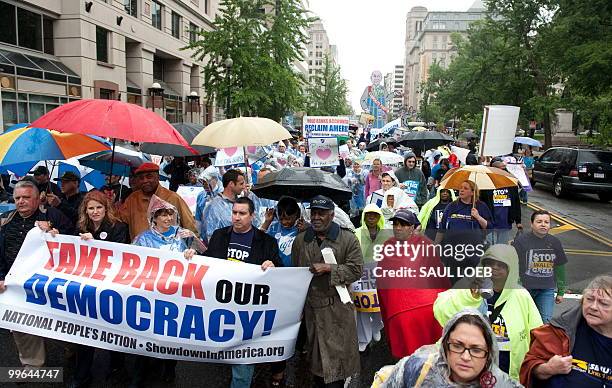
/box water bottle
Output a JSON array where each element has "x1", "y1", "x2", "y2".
[{"x1": 479, "y1": 277, "x2": 494, "y2": 299}]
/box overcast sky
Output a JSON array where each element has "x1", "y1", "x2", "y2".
[{"x1": 306, "y1": 0, "x2": 478, "y2": 113}]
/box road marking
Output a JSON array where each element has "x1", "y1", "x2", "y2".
[
  {"x1": 563, "y1": 293, "x2": 583, "y2": 300},
  {"x1": 549, "y1": 224, "x2": 576, "y2": 235},
  {"x1": 527, "y1": 203, "x2": 612, "y2": 247},
  {"x1": 565, "y1": 249, "x2": 612, "y2": 257}
]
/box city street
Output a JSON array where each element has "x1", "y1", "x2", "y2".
[{"x1": 1, "y1": 189, "x2": 608, "y2": 388}]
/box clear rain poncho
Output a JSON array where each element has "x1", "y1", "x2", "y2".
[
  {"x1": 133, "y1": 195, "x2": 205, "y2": 253},
  {"x1": 375, "y1": 309, "x2": 522, "y2": 388}
]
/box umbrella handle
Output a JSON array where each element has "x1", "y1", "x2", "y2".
[
  {"x1": 243, "y1": 146, "x2": 250, "y2": 185},
  {"x1": 108, "y1": 138, "x2": 117, "y2": 178}
]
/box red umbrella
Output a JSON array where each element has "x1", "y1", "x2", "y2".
[{"x1": 32, "y1": 99, "x2": 191, "y2": 147}]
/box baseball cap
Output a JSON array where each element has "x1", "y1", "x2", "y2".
[
  {"x1": 30, "y1": 165, "x2": 50, "y2": 176},
  {"x1": 389, "y1": 209, "x2": 420, "y2": 226},
  {"x1": 134, "y1": 162, "x2": 160, "y2": 175},
  {"x1": 54, "y1": 171, "x2": 81, "y2": 181},
  {"x1": 309, "y1": 195, "x2": 335, "y2": 210}
]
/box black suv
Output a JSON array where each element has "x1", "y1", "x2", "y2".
[{"x1": 533, "y1": 147, "x2": 612, "y2": 202}]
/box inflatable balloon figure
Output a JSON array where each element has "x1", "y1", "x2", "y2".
[{"x1": 360, "y1": 70, "x2": 392, "y2": 129}]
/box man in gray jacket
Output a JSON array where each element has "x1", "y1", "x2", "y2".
[
  {"x1": 292, "y1": 195, "x2": 363, "y2": 387},
  {"x1": 394, "y1": 151, "x2": 429, "y2": 208}
]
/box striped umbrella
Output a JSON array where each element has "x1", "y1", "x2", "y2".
[
  {"x1": 0, "y1": 124, "x2": 110, "y2": 166},
  {"x1": 439, "y1": 165, "x2": 518, "y2": 191}
]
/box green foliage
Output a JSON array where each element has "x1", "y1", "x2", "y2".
[
  {"x1": 185, "y1": 0, "x2": 315, "y2": 121},
  {"x1": 305, "y1": 55, "x2": 351, "y2": 116},
  {"x1": 420, "y1": 0, "x2": 612, "y2": 148}
]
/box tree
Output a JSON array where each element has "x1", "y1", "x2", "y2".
[
  {"x1": 305, "y1": 55, "x2": 351, "y2": 116},
  {"x1": 186, "y1": 0, "x2": 315, "y2": 121}
]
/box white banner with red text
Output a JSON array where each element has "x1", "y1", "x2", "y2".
[{"x1": 0, "y1": 229, "x2": 312, "y2": 364}]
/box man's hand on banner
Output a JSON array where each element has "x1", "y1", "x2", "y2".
[
  {"x1": 310, "y1": 263, "x2": 331, "y2": 275},
  {"x1": 261, "y1": 260, "x2": 275, "y2": 271},
  {"x1": 36, "y1": 221, "x2": 58, "y2": 236},
  {"x1": 80, "y1": 233, "x2": 94, "y2": 240},
  {"x1": 0, "y1": 280, "x2": 5, "y2": 293},
  {"x1": 183, "y1": 249, "x2": 196, "y2": 260}
]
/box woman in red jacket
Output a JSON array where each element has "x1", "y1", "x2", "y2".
[{"x1": 376, "y1": 209, "x2": 450, "y2": 359}]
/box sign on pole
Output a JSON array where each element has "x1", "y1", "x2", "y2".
[
  {"x1": 307, "y1": 137, "x2": 339, "y2": 168},
  {"x1": 303, "y1": 116, "x2": 350, "y2": 138},
  {"x1": 215, "y1": 147, "x2": 245, "y2": 167},
  {"x1": 479, "y1": 105, "x2": 520, "y2": 157}
]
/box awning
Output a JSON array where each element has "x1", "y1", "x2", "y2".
[{"x1": 0, "y1": 46, "x2": 80, "y2": 84}]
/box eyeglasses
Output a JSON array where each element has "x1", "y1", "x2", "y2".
[
  {"x1": 447, "y1": 342, "x2": 488, "y2": 359},
  {"x1": 406, "y1": 160, "x2": 416, "y2": 164}
]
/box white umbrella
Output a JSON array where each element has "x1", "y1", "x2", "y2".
[
  {"x1": 363, "y1": 151, "x2": 404, "y2": 166},
  {"x1": 191, "y1": 117, "x2": 292, "y2": 148}
]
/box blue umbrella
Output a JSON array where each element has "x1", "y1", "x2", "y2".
[
  {"x1": 514, "y1": 136, "x2": 542, "y2": 148},
  {"x1": 79, "y1": 145, "x2": 152, "y2": 177}
]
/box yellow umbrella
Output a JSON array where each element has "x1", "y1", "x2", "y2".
[
  {"x1": 191, "y1": 116, "x2": 291, "y2": 148},
  {"x1": 439, "y1": 165, "x2": 518, "y2": 191}
]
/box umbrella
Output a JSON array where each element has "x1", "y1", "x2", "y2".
[
  {"x1": 0, "y1": 124, "x2": 110, "y2": 166},
  {"x1": 31, "y1": 99, "x2": 191, "y2": 146},
  {"x1": 363, "y1": 151, "x2": 405, "y2": 165},
  {"x1": 79, "y1": 145, "x2": 152, "y2": 176},
  {"x1": 141, "y1": 123, "x2": 215, "y2": 156},
  {"x1": 366, "y1": 137, "x2": 398, "y2": 151},
  {"x1": 439, "y1": 165, "x2": 518, "y2": 191},
  {"x1": 192, "y1": 117, "x2": 291, "y2": 148},
  {"x1": 460, "y1": 131, "x2": 479, "y2": 140},
  {"x1": 514, "y1": 136, "x2": 542, "y2": 148},
  {"x1": 252, "y1": 167, "x2": 352, "y2": 202},
  {"x1": 399, "y1": 131, "x2": 454, "y2": 151}
]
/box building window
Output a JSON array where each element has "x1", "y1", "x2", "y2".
[
  {"x1": 124, "y1": 0, "x2": 137, "y2": 17},
  {"x1": 151, "y1": 1, "x2": 162, "y2": 30},
  {"x1": 171, "y1": 12, "x2": 181, "y2": 39},
  {"x1": 0, "y1": 2, "x2": 16, "y2": 45},
  {"x1": 153, "y1": 56, "x2": 164, "y2": 81},
  {"x1": 96, "y1": 26, "x2": 109, "y2": 63},
  {"x1": 18, "y1": 8, "x2": 43, "y2": 51},
  {"x1": 189, "y1": 22, "x2": 198, "y2": 43},
  {"x1": 99, "y1": 88, "x2": 115, "y2": 100},
  {"x1": 204, "y1": 0, "x2": 209, "y2": 14},
  {"x1": 43, "y1": 16, "x2": 54, "y2": 55}
]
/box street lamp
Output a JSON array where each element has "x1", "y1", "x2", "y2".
[
  {"x1": 149, "y1": 82, "x2": 164, "y2": 115},
  {"x1": 223, "y1": 57, "x2": 233, "y2": 119},
  {"x1": 187, "y1": 91, "x2": 199, "y2": 123}
]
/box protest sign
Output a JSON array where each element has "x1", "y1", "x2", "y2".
[
  {"x1": 450, "y1": 146, "x2": 470, "y2": 166},
  {"x1": 479, "y1": 105, "x2": 520, "y2": 157},
  {"x1": 350, "y1": 264, "x2": 380, "y2": 313},
  {"x1": 245, "y1": 146, "x2": 269, "y2": 165},
  {"x1": 215, "y1": 147, "x2": 245, "y2": 167},
  {"x1": 339, "y1": 144, "x2": 350, "y2": 159},
  {"x1": 308, "y1": 137, "x2": 339, "y2": 168},
  {"x1": 380, "y1": 117, "x2": 401, "y2": 136},
  {"x1": 176, "y1": 186, "x2": 205, "y2": 214},
  {"x1": 368, "y1": 192, "x2": 384, "y2": 208},
  {"x1": 505, "y1": 162, "x2": 532, "y2": 191},
  {"x1": 0, "y1": 229, "x2": 312, "y2": 364},
  {"x1": 303, "y1": 116, "x2": 349, "y2": 138}
]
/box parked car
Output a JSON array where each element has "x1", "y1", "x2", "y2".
[{"x1": 532, "y1": 147, "x2": 612, "y2": 202}]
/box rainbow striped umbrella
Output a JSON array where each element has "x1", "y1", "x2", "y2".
[{"x1": 0, "y1": 124, "x2": 110, "y2": 166}]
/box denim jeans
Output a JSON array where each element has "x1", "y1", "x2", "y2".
[
  {"x1": 487, "y1": 229, "x2": 513, "y2": 245},
  {"x1": 529, "y1": 288, "x2": 556, "y2": 323},
  {"x1": 231, "y1": 364, "x2": 255, "y2": 388}
]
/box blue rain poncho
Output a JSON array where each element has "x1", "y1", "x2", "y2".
[{"x1": 200, "y1": 191, "x2": 263, "y2": 241}]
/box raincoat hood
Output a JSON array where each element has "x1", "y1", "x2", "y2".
[
  {"x1": 479, "y1": 244, "x2": 521, "y2": 304},
  {"x1": 403, "y1": 151, "x2": 417, "y2": 168},
  {"x1": 438, "y1": 309, "x2": 499, "y2": 370},
  {"x1": 148, "y1": 195, "x2": 179, "y2": 227},
  {"x1": 360, "y1": 203, "x2": 385, "y2": 230},
  {"x1": 418, "y1": 186, "x2": 457, "y2": 228}
]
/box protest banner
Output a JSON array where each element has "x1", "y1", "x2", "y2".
[
  {"x1": 479, "y1": 105, "x2": 520, "y2": 157},
  {"x1": 307, "y1": 137, "x2": 339, "y2": 168},
  {"x1": 245, "y1": 146, "x2": 269, "y2": 165},
  {"x1": 350, "y1": 264, "x2": 380, "y2": 313},
  {"x1": 176, "y1": 186, "x2": 205, "y2": 214},
  {"x1": 303, "y1": 116, "x2": 349, "y2": 138},
  {"x1": 215, "y1": 147, "x2": 245, "y2": 167},
  {"x1": 0, "y1": 229, "x2": 312, "y2": 364},
  {"x1": 380, "y1": 117, "x2": 401, "y2": 136}
]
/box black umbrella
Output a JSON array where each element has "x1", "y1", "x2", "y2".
[
  {"x1": 366, "y1": 137, "x2": 398, "y2": 151},
  {"x1": 252, "y1": 167, "x2": 352, "y2": 202},
  {"x1": 460, "y1": 131, "x2": 479, "y2": 140},
  {"x1": 398, "y1": 131, "x2": 454, "y2": 151},
  {"x1": 140, "y1": 123, "x2": 215, "y2": 156}
]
